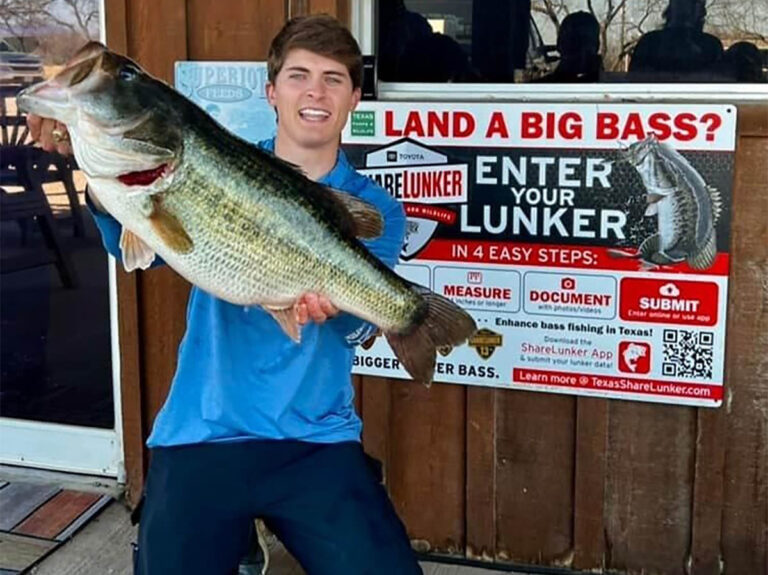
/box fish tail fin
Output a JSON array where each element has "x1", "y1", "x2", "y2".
[
  {"x1": 688, "y1": 231, "x2": 717, "y2": 270},
  {"x1": 385, "y1": 285, "x2": 477, "y2": 387}
]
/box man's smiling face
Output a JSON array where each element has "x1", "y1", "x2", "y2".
[{"x1": 267, "y1": 48, "x2": 361, "y2": 152}]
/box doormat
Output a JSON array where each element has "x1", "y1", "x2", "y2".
[{"x1": 0, "y1": 481, "x2": 111, "y2": 573}]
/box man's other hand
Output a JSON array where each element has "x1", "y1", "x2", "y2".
[
  {"x1": 28, "y1": 114, "x2": 73, "y2": 156},
  {"x1": 295, "y1": 293, "x2": 339, "y2": 325}
]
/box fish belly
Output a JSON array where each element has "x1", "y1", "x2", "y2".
[
  {"x1": 656, "y1": 196, "x2": 680, "y2": 252},
  {"x1": 90, "y1": 178, "x2": 416, "y2": 330}
]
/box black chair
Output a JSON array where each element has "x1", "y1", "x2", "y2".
[
  {"x1": 1, "y1": 83, "x2": 79, "y2": 288},
  {"x1": 1, "y1": 83, "x2": 86, "y2": 238}
]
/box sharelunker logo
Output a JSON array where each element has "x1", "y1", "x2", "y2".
[
  {"x1": 468, "y1": 328, "x2": 503, "y2": 360},
  {"x1": 399, "y1": 205, "x2": 459, "y2": 260},
  {"x1": 361, "y1": 139, "x2": 468, "y2": 260}
]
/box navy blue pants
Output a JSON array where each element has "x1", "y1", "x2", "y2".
[{"x1": 134, "y1": 440, "x2": 423, "y2": 575}]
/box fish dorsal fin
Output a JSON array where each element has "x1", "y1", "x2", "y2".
[
  {"x1": 707, "y1": 185, "x2": 723, "y2": 223},
  {"x1": 327, "y1": 188, "x2": 384, "y2": 239},
  {"x1": 257, "y1": 149, "x2": 382, "y2": 239},
  {"x1": 265, "y1": 306, "x2": 301, "y2": 343},
  {"x1": 149, "y1": 199, "x2": 194, "y2": 254},
  {"x1": 119, "y1": 228, "x2": 156, "y2": 271}
]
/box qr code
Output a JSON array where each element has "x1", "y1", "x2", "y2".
[{"x1": 662, "y1": 329, "x2": 714, "y2": 379}]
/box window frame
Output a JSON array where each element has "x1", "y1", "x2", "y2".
[{"x1": 350, "y1": 1, "x2": 768, "y2": 103}]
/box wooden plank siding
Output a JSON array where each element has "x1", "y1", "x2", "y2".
[
  {"x1": 387, "y1": 382, "x2": 466, "y2": 555},
  {"x1": 105, "y1": 2, "x2": 767, "y2": 572},
  {"x1": 495, "y1": 392, "x2": 575, "y2": 565},
  {"x1": 718, "y1": 108, "x2": 768, "y2": 575}
]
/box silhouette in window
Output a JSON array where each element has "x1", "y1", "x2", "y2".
[
  {"x1": 720, "y1": 41, "x2": 765, "y2": 82},
  {"x1": 378, "y1": 0, "x2": 481, "y2": 83},
  {"x1": 536, "y1": 11, "x2": 602, "y2": 83},
  {"x1": 629, "y1": 0, "x2": 724, "y2": 81}
]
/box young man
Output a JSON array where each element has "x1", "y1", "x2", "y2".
[{"x1": 30, "y1": 14, "x2": 422, "y2": 575}]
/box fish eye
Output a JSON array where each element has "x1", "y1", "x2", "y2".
[{"x1": 118, "y1": 64, "x2": 140, "y2": 81}]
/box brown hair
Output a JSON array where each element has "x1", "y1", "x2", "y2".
[{"x1": 267, "y1": 14, "x2": 363, "y2": 90}]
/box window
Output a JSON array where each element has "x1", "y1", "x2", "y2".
[
  {"x1": 377, "y1": 0, "x2": 768, "y2": 84},
  {"x1": 1, "y1": 0, "x2": 114, "y2": 429}
]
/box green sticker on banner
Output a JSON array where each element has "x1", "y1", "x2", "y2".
[{"x1": 351, "y1": 110, "x2": 375, "y2": 136}]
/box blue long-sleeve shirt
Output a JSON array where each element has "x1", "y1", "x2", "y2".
[{"x1": 90, "y1": 139, "x2": 406, "y2": 446}]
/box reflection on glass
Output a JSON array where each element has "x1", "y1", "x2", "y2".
[
  {"x1": 0, "y1": 0, "x2": 113, "y2": 428},
  {"x1": 378, "y1": 0, "x2": 768, "y2": 83}
]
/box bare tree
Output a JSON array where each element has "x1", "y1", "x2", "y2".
[
  {"x1": 532, "y1": 0, "x2": 664, "y2": 71},
  {"x1": 531, "y1": 0, "x2": 768, "y2": 72},
  {"x1": 43, "y1": 0, "x2": 99, "y2": 41},
  {"x1": 586, "y1": 0, "x2": 629, "y2": 68},
  {"x1": 608, "y1": 0, "x2": 667, "y2": 69},
  {"x1": 0, "y1": 0, "x2": 49, "y2": 51},
  {"x1": 531, "y1": 0, "x2": 571, "y2": 35},
  {"x1": 706, "y1": 0, "x2": 768, "y2": 44},
  {"x1": 0, "y1": 0, "x2": 98, "y2": 45},
  {"x1": 1, "y1": 0, "x2": 99, "y2": 65}
]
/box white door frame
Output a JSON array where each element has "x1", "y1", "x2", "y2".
[
  {"x1": 0, "y1": 2, "x2": 124, "y2": 480},
  {"x1": 0, "y1": 256, "x2": 124, "y2": 480}
]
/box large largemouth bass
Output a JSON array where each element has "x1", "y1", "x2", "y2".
[
  {"x1": 18, "y1": 42, "x2": 476, "y2": 385},
  {"x1": 612, "y1": 135, "x2": 722, "y2": 270}
]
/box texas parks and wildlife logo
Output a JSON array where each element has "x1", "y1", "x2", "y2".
[{"x1": 360, "y1": 138, "x2": 468, "y2": 260}]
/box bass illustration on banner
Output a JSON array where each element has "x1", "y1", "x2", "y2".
[{"x1": 609, "y1": 135, "x2": 723, "y2": 271}]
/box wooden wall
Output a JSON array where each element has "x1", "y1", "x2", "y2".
[{"x1": 105, "y1": 1, "x2": 767, "y2": 572}]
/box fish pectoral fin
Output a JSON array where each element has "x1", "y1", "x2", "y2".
[
  {"x1": 638, "y1": 233, "x2": 661, "y2": 257},
  {"x1": 328, "y1": 189, "x2": 384, "y2": 239},
  {"x1": 646, "y1": 193, "x2": 665, "y2": 204},
  {"x1": 119, "y1": 228, "x2": 156, "y2": 271},
  {"x1": 265, "y1": 306, "x2": 302, "y2": 343},
  {"x1": 148, "y1": 202, "x2": 194, "y2": 254},
  {"x1": 644, "y1": 203, "x2": 659, "y2": 217}
]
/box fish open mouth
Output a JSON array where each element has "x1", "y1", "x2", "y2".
[{"x1": 117, "y1": 163, "x2": 171, "y2": 186}]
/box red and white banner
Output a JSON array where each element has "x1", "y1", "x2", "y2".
[
  {"x1": 344, "y1": 102, "x2": 735, "y2": 407},
  {"x1": 345, "y1": 103, "x2": 736, "y2": 151}
]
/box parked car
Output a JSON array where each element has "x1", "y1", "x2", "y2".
[{"x1": 0, "y1": 40, "x2": 44, "y2": 84}]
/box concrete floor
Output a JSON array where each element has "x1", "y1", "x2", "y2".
[{"x1": 27, "y1": 500, "x2": 520, "y2": 575}]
